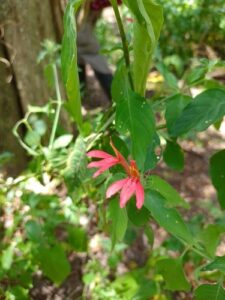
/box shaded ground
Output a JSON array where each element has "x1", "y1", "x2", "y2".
[{"x1": 156, "y1": 128, "x2": 225, "y2": 208}]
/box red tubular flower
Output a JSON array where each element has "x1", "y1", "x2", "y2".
[
  {"x1": 87, "y1": 141, "x2": 144, "y2": 209},
  {"x1": 87, "y1": 150, "x2": 119, "y2": 178}
]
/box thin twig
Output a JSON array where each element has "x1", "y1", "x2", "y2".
[
  {"x1": 110, "y1": 0, "x2": 134, "y2": 89},
  {"x1": 49, "y1": 64, "x2": 63, "y2": 149}
]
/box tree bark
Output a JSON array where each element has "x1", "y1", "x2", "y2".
[
  {"x1": 0, "y1": 0, "x2": 58, "y2": 109},
  {"x1": 0, "y1": 44, "x2": 27, "y2": 175},
  {"x1": 0, "y1": 0, "x2": 71, "y2": 175}
]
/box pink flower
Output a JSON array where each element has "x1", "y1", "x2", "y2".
[{"x1": 87, "y1": 141, "x2": 144, "y2": 209}]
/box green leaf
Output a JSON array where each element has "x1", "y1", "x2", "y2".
[
  {"x1": 186, "y1": 66, "x2": 207, "y2": 86},
  {"x1": 163, "y1": 140, "x2": 184, "y2": 171},
  {"x1": 108, "y1": 198, "x2": 128, "y2": 248},
  {"x1": 112, "y1": 62, "x2": 155, "y2": 169},
  {"x1": 156, "y1": 62, "x2": 178, "y2": 90},
  {"x1": 25, "y1": 220, "x2": 43, "y2": 243},
  {"x1": 144, "y1": 226, "x2": 154, "y2": 247},
  {"x1": 144, "y1": 190, "x2": 193, "y2": 243},
  {"x1": 63, "y1": 135, "x2": 87, "y2": 191},
  {"x1": 157, "y1": 258, "x2": 190, "y2": 291},
  {"x1": 67, "y1": 226, "x2": 87, "y2": 252},
  {"x1": 5, "y1": 286, "x2": 29, "y2": 300},
  {"x1": 1, "y1": 245, "x2": 14, "y2": 270},
  {"x1": 127, "y1": 198, "x2": 150, "y2": 226},
  {"x1": 171, "y1": 89, "x2": 225, "y2": 137},
  {"x1": 198, "y1": 225, "x2": 221, "y2": 257},
  {"x1": 38, "y1": 245, "x2": 71, "y2": 285},
  {"x1": 115, "y1": 87, "x2": 155, "y2": 169},
  {"x1": 32, "y1": 119, "x2": 47, "y2": 136},
  {"x1": 112, "y1": 273, "x2": 139, "y2": 299},
  {"x1": 165, "y1": 94, "x2": 191, "y2": 133},
  {"x1": 144, "y1": 133, "x2": 161, "y2": 171},
  {"x1": 132, "y1": 280, "x2": 157, "y2": 300},
  {"x1": 24, "y1": 131, "x2": 40, "y2": 148},
  {"x1": 53, "y1": 134, "x2": 73, "y2": 149},
  {"x1": 210, "y1": 149, "x2": 225, "y2": 209},
  {"x1": 111, "y1": 62, "x2": 130, "y2": 104},
  {"x1": 61, "y1": 0, "x2": 83, "y2": 126},
  {"x1": 194, "y1": 284, "x2": 225, "y2": 300},
  {"x1": 131, "y1": 0, "x2": 163, "y2": 95},
  {"x1": 146, "y1": 175, "x2": 188, "y2": 208},
  {"x1": 203, "y1": 256, "x2": 225, "y2": 274}
]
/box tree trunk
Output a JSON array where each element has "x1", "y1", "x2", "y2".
[
  {"x1": 0, "y1": 0, "x2": 71, "y2": 175},
  {"x1": 0, "y1": 44, "x2": 27, "y2": 175}
]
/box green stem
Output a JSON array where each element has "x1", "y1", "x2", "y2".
[
  {"x1": 86, "y1": 112, "x2": 115, "y2": 151},
  {"x1": 13, "y1": 114, "x2": 38, "y2": 156},
  {"x1": 175, "y1": 235, "x2": 211, "y2": 261},
  {"x1": 156, "y1": 123, "x2": 167, "y2": 130},
  {"x1": 180, "y1": 246, "x2": 190, "y2": 259},
  {"x1": 110, "y1": 0, "x2": 134, "y2": 90},
  {"x1": 49, "y1": 64, "x2": 63, "y2": 149}
]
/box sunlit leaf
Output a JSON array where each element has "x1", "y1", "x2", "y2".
[
  {"x1": 1, "y1": 245, "x2": 14, "y2": 270},
  {"x1": 61, "y1": 0, "x2": 83, "y2": 126},
  {"x1": 127, "y1": 0, "x2": 163, "y2": 95},
  {"x1": 171, "y1": 89, "x2": 225, "y2": 137},
  {"x1": 53, "y1": 134, "x2": 73, "y2": 149},
  {"x1": 24, "y1": 131, "x2": 40, "y2": 148}
]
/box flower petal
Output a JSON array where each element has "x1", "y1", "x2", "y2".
[
  {"x1": 87, "y1": 150, "x2": 113, "y2": 159},
  {"x1": 87, "y1": 157, "x2": 118, "y2": 169},
  {"x1": 135, "y1": 180, "x2": 144, "y2": 209},
  {"x1": 120, "y1": 178, "x2": 136, "y2": 208},
  {"x1": 106, "y1": 178, "x2": 129, "y2": 198},
  {"x1": 92, "y1": 160, "x2": 120, "y2": 178}
]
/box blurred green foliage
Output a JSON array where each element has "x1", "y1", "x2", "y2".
[{"x1": 158, "y1": 0, "x2": 225, "y2": 72}]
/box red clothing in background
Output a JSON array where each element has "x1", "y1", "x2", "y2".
[{"x1": 90, "y1": 0, "x2": 122, "y2": 11}]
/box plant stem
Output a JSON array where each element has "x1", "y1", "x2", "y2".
[
  {"x1": 86, "y1": 112, "x2": 115, "y2": 151},
  {"x1": 176, "y1": 236, "x2": 211, "y2": 261},
  {"x1": 13, "y1": 114, "x2": 38, "y2": 156},
  {"x1": 110, "y1": 0, "x2": 134, "y2": 90},
  {"x1": 156, "y1": 123, "x2": 167, "y2": 130},
  {"x1": 49, "y1": 64, "x2": 63, "y2": 149}
]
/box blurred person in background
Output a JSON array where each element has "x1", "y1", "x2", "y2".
[{"x1": 77, "y1": 0, "x2": 122, "y2": 100}]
